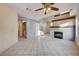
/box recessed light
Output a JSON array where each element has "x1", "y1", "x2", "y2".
[{"x1": 26, "y1": 8, "x2": 31, "y2": 11}]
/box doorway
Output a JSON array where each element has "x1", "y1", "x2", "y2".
[{"x1": 18, "y1": 20, "x2": 27, "y2": 39}]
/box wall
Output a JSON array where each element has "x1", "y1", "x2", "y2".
[
  {"x1": 19, "y1": 17, "x2": 40, "y2": 39},
  {"x1": 40, "y1": 21, "x2": 47, "y2": 34},
  {"x1": 40, "y1": 19, "x2": 51, "y2": 35},
  {"x1": 75, "y1": 4, "x2": 79, "y2": 47},
  {"x1": 68, "y1": 4, "x2": 79, "y2": 47},
  {"x1": 50, "y1": 18, "x2": 75, "y2": 41},
  {"x1": 0, "y1": 4, "x2": 18, "y2": 54},
  {"x1": 27, "y1": 21, "x2": 40, "y2": 39}
]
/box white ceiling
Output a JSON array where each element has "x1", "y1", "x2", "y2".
[{"x1": 7, "y1": 3, "x2": 77, "y2": 21}]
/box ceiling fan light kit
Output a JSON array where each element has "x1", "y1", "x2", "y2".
[
  {"x1": 43, "y1": 8, "x2": 51, "y2": 14},
  {"x1": 48, "y1": 8, "x2": 51, "y2": 11}
]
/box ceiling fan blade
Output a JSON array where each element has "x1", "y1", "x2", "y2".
[
  {"x1": 50, "y1": 3, "x2": 55, "y2": 5},
  {"x1": 42, "y1": 3, "x2": 46, "y2": 5},
  {"x1": 35, "y1": 8, "x2": 43, "y2": 11},
  {"x1": 51, "y1": 7, "x2": 59, "y2": 11},
  {"x1": 42, "y1": 3, "x2": 55, "y2": 5}
]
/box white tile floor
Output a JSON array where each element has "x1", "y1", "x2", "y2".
[{"x1": 0, "y1": 36, "x2": 79, "y2": 56}]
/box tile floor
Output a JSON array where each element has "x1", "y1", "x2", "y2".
[{"x1": 0, "y1": 36, "x2": 79, "y2": 56}]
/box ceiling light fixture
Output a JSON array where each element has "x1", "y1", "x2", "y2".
[
  {"x1": 48, "y1": 7, "x2": 51, "y2": 11},
  {"x1": 43, "y1": 8, "x2": 46, "y2": 11},
  {"x1": 43, "y1": 8, "x2": 51, "y2": 14}
]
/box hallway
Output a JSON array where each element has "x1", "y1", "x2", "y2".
[{"x1": 1, "y1": 36, "x2": 79, "y2": 56}]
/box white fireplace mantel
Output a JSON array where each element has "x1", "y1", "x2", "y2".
[{"x1": 50, "y1": 27, "x2": 75, "y2": 41}]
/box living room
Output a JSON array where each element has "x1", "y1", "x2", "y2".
[{"x1": 0, "y1": 3, "x2": 79, "y2": 56}]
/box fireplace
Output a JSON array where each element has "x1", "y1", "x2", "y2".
[{"x1": 54, "y1": 32, "x2": 63, "y2": 39}]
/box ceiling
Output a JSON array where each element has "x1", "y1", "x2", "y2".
[{"x1": 7, "y1": 3, "x2": 77, "y2": 21}]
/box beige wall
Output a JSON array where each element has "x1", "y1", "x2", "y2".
[{"x1": 0, "y1": 4, "x2": 18, "y2": 53}]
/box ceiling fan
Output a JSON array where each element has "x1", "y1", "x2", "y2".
[{"x1": 35, "y1": 3, "x2": 59, "y2": 15}]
